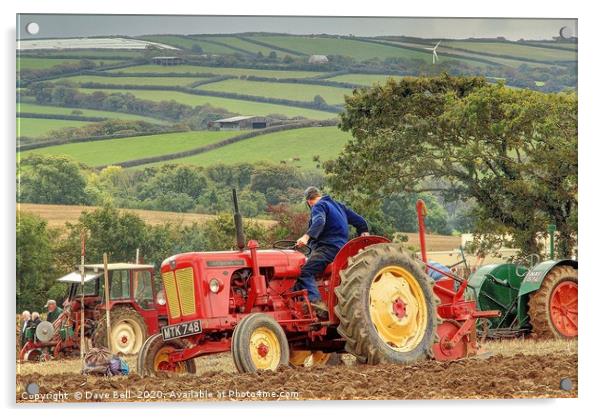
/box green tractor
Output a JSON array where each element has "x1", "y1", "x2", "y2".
[{"x1": 468, "y1": 225, "x2": 578, "y2": 339}]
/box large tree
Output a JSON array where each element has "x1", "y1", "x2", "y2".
[
  {"x1": 324, "y1": 75, "x2": 577, "y2": 256},
  {"x1": 18, "y1": 155, "x2": 90, "y2": 205}
]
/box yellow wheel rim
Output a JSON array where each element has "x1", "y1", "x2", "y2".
[
  {"x1": 289, "y1": 350, "x2": 312, "y2": 366},
  {"x1": 249, "y1": 326, "x2": 281, "y2": 370},
  {"x1": 369, "y1": 265, "x2": 428, "y2": 352},
  {"x1": 154, "y1": 346, "x2": 187, "y2": 373}
]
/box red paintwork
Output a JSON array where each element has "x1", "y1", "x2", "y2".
[
  {"x1": 20, "y1": 266, "x2": 168, "y2": 362},
  {"x1": 160, "y1": 236, "x2": 390, "y2": 363},
  {"x1": 550, "y1": 281, "x2": 578, "y2": 337},
  {"x1": 416, "y1": 200, "x2": 501, "y2": 360},
  {"x1": 393, "y1": 298, "x2": 406, "y2": 319}
]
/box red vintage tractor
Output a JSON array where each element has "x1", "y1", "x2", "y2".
[
  {"x1": 19, "y1": 263, "x2": 168, "y2": 361},
  {"x1": 138, "y1": 191, "x2": 499, "y2": 375}
]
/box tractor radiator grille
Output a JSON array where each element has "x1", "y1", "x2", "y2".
[
  {"x1": 162, "y1": 267, "x2": 197, "y2": 319},
  {"x1": 175, "y1": 267, "x2": 196, "y2": 316},
  {"x1": 162, "y1": 271, "x2": 181, "y2": 319}
]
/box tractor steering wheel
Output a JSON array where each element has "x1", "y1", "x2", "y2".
[{"x1": 273, "y1": 240, "x2": 312, "y2": 256}]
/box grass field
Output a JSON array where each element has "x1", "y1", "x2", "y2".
[
  {"x1": 199, "y1": 78, "x2": 351, "y2": 104},
  {"x1": 155, "y1": 126, "x2": 350, "y2": 169},
  {"x1": 17, "y1": 103, "x2": 169, "y2": 125},
  {"x1": 139, "y1": 35, "x2": 237, "y2": 55},
  {"x1": 444, "y1": 41, "x2": 577, "y2": 62},
  {"x1": 18, "y1": 57, "x2": 123, "y2": 70},
  {"x1": 19, "y1": 130, "x2": 239, "y2": 167},
  {"x1": 108, "y1": 64, "x2": 324, "y2": 79},
  {"x1": 54, "y1": 75, "x2": 203, "y2": 87},
  {"x1": 247, "y1": 35, "x2": 433, "y2": 61},
  {"x1": 79, "y1": 88, "x2": 338, "y2": 120},
  {"x1": 379, "y1": 40, "x2": 539, "y2": 68},
  {"x1": 17, "y1": 118, "x2": 93, "y2": 138},
  {"x1": 196, "y1": 36, "x2": 286, "y2": 56},
  {"x1": 533, "y1": 41, "x2": 577, "y2": 50},
  {"x1": 326, "y1": 73, "x2": 405, "y2": 86},
  {"x1": 20, "y1": 50, "x2": 144, "y2": 59}
]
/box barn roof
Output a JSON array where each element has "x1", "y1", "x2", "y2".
[{"x1": 214, "y1": 116, "x2": 257, "y2": 123}]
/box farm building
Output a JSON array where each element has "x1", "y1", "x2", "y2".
[
  {"x1": 212, "y1": 116, "x2": 269, "y2": 131},
  {"x1": 308, "y1": 55, "x2": 329, "y2": 64},
  {"x1": 151, "y1": 56, "x2": 185, "y2": 66}
]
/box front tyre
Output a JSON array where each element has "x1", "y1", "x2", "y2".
[
  {"x1": 137, "y1": 333, "x2": 196, "y2": 376},
  {"x1": 231, "y1": 313, "x2": 289, "y2": 373},
  {"x1": 335, "y1": 243, "x2": 438, "y2": 364}
]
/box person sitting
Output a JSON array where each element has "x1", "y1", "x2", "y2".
[
  {"x1": 294, "y1": 186, "x2": 369, "y2": 318},
  {"x1": 45, "y1": 300, "x2": 63, "y2": 323}
]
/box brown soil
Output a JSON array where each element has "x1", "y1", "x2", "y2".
[{"x1": 17, "y1": 352, "x2": 577, "y2": 403}]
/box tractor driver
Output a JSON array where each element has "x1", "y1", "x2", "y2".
[{"x1": 295, "y1": 186, "x2": 369, "y2": 317}]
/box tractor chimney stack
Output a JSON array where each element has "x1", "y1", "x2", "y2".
[{"x1": 232, "y1": 189, "x2": 245, "y2": 250}]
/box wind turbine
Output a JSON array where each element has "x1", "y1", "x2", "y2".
[{"x1": 424, "y1": 40, "x2": 441, "y2": 64}]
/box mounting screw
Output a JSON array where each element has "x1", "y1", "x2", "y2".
[
  {"x1": 560, "y1": 377, "x2": 573, "y2": 391},
  {"x1": 26, "y1": 382, "x2": 39, "y2": 395}
]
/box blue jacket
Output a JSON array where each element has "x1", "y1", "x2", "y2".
[{"x1": 306, "y1": 195, "x2": 368, "y2": 250}]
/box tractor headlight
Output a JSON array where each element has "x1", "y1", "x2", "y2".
[
  {"x1": 209, "y1": 279, "x2": 222, "y2": 293},
  {"x1": 156, "y1": 289, "x2": 166, "y2": 306}
]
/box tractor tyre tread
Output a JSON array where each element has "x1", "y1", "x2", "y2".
[
  {"x1": 528, "y1": 265, "x2": 578, "y2": 339},
  {"x1": 92, "y1": 306, "x2": 148, "y2": 354},
  {"x1": 334, "y1": 243, "x2": 438, "y2": 365}
]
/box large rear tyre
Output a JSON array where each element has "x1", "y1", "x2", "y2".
[
  {"x1": 528, "y1": 266, "x2": 578, "y2": 339},
  {"x1": 334, "y1": 243, "x2": 438, "y2": 364},
  {"x1": 231, "y1": 313, "x2": 289, "y2": 373},
  {"x1": 93, "y1": 306, "x2": 147, "y2": 355},
  {"x1": 137, "y1": 333, "x2": 196, "y2": 376}
]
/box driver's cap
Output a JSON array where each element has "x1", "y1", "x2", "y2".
[{"x1": 304, "y1": 186, "x2": 320, "y2": 201}]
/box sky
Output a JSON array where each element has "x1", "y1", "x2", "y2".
[{"x1": 17, "y1": 14, "x2": 577, "y2": 41}]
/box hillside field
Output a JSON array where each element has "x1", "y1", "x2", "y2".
[
  {"x1": 19, "y1": 130, "x2": 240, "y2": 167},
  {"x1": 17, "y1": 117, "x2": 93, "y2": 139},
  {"x1": 198, "y1": 78, "x2": 351, "y2": 104},
  {"x1": 154, "y1": 126, "x2": 351, "y2": 169},
  {"x1": 109, "y1": 64, "x2": 325, "y2": 79},
  {"x1": 18, "y1": 203, "x2": 276, "y2": 229},
  {"x1": 54, "y1": 75, "x2": 204, "y2": 87},
  {"x1": 79, "y1": 88, "x2": 338, "y2": 120},
  {"x1": 17, "y1": 103, "x2": 170, "y2": 125}
]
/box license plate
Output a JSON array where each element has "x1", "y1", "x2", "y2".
[{"x1": 161, "y1": 319, "x2": 202, "y2": 341}]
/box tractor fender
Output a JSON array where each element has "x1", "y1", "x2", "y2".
[
  {"x1": 517, "y1": 259, "x2": 578, "y2": 297},
  {"x1": 516, "y1": 259, "x2": 577, "y2": 326}
]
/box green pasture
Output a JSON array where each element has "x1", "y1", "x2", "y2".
[
  {"x1": 199, "y1": 78, "x2": 351, "y2": 104},
  {"x1": 19, "y1": 130, "x2": 239, "y2": 167},
  {"x1": 17, "y1": 103, "x2": 169, "y2": 124},
  {"x1": 54, "y1": 75, "x2": 202, "y2": 87},
  {"x1": 79, "y1": 88, "x2": 338, "y2": 120},
  {"x1": 108, "y1": 64, "x2": 324, "y2": 79},
  {"x1": 155, "y1": 126, "x2": 351, "y2": 169},
  {"x1": 17, "y1": 117, "x2": 93, "y2": 138},
  {"x1": 444, "y1": 41, "x2": 577, "y2": 62}
]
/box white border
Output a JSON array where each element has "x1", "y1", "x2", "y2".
[{"x1": 3, "y1": 1, "x2": 599, "y2": 415}]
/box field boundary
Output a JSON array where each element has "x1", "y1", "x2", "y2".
[
  {"x1": 76, "y1": 83, "x2": 344, "y2": 113},
  {"x1": 357, "y1": 38, "x2": 504, "y2": 67},
  {"x1": 236, "y1": 36, "x2": 307, "y2": 57},
  {"x1": 98, "y1": 120, "x2": 338, "y2": 169},
  {"x1": 17, "y1": 112, "x2": 108, "y2": 122},
  {"x1": 18, "y1": 61, "x2": 144, "y2": 87},
  {"x1": 18, "y1": 128, "x2": 187, "y2": 152}
]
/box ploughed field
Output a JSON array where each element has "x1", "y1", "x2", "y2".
[{"x1": 17, "y1": 339, "x2": 577, "y2": 402}]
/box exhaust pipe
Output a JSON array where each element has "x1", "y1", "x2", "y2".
[{"x1": 232, "y1": 189, "x2": 245, "y2": 250}]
